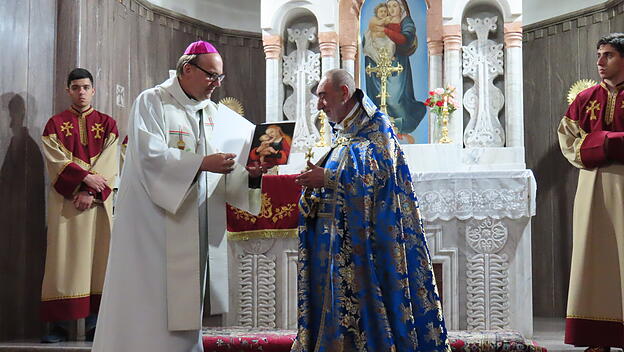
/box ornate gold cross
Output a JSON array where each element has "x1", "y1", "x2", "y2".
[
  {"x1": 365, "y1": 48, "x2": 403, "y2": 125},
  {"x1": 60, "y1": 121, "x2": 74, "y2": 137},
  {"x1": 91, "y1": 123, "x2": 104, "y2": 139},
  {"x1": 586, "y1": 100, "x2": 601, "y2": 120}
]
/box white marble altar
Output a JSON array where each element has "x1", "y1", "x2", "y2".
[{"x1": 226, "y1": 0, "x2": 533, "y2": 339}]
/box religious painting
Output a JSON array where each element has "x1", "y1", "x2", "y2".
[
  {"x1": 246, "y1": 121, "x2": 295, "y2": 169},
  {"x1": 360, "y1": 0, "x2": 429, "y2": 144}
]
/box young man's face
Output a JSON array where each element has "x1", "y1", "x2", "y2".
[
  {"x1": 66, "y1": 78, "x2": 95, "y2": 108},
  {"x1": 597, "y1": 44, "x2": 624, "y2": 82}
]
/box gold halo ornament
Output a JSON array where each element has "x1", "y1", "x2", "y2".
[
  {"x1": 567, "y1": 79, "x2": 598, "y2": 105},
  {"x1": 219, "y1": 97, "x2": 245, "y2": 116}
]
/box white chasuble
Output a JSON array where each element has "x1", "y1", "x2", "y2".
[{"x1": 93, "y1": 76, "x2": 259, "y2": 352}]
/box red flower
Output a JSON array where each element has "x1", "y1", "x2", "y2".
[
  {"x1": 436, "y1": 100, "x2": 444, "y2": 107},
  {"x1": 428, "y1": 91, "x2": 434, "y2": 96},
  {"x1": 424, "y1": 98, "x2": 431, "y2": 105}
]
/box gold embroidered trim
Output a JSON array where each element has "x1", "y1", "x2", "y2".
[
  {"x1": 562, "y1": 116, "x2": 587, "y2": 168},
  {"x1": 567, "y1": 314, "x2": 624, "y2": 323},
  {"x1": 44, "y1": 133, "x2": 97, "y2": 170},
  {"x1": 70, "y1": 106, "x2": 94, "y2": 146},
  {"x1": 227, "y1": 228, "x2": 297, "y2": 241},
  {"x1": 52, "y1": 161, "x2": 73, "y2": 188},
  {"x1": 577, "y1": 132, "x2": 588, "y2": 168},
  {"x1": 42, "y1": 292, "x2": 102, "y2": 301},
  {"x1": 340, "y1": 104, "x2": 363, "y2": 130},
  {"x1": 230, "y1": 193, "x2": 297, "y2": 224},
  {"x1": 606, "y1": 91, "x2": 617, "y2": 125},
  {"x1": 79, "y1": 114, "x2": 87, "y2": 146}
]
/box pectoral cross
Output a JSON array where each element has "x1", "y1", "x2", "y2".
[
  {"x1": 304, "y1": 148, "x2": 315, "y2": 169},
  {"x1": 365, "y1": 48, "x2": 403, "y2": 126},
  {"x1": 586, "y1": 100, "x2": 601, "y2": 120},
  {"x1": 91, "y1": 123, "x2": 104, "y2": 139}
]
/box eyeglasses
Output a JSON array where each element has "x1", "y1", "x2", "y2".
[{"x1": 190, "y1": 63, "x2": 225, "y2": 82}]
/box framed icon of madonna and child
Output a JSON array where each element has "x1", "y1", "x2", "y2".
[
  {"x1": 246, "y1": 121, "x2": 296, "y2": 170},
  {"x1": 360, "y1": 0, "x2": 429, "y2": 144}
]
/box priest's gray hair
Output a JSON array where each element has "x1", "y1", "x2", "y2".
[
  {"x1": 176, "y1": 54, "x2": 199, "y2": 76},
  {"x1": 324, "y1": 69, "x2": 356, "y2": 97}
]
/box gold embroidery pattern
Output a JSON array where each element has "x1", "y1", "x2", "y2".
[
  {"x1": 91, "y1": 123, "x2": 104, "y2": 139},
  {"x1": 231, "y1": 193, "x2": 296, "y2": 224},
  {"x1": 60, "y1": 121, "x2": 74, "y2": 137},
  {"x1": 606, "y1": 92, "x2": 617, "y2": 125},
  {"x1": 621, "y1": 100, "x2": 624, "y2": 109},
  {"x1": 78, "y1": 115, "x2": 88, "y2": 146},
  {"x1": 227, "y1": 228, "x2": 297, "y2": 241},
  {"x1": 586, "y1": 100, "x2": 601, "y2": 120}
]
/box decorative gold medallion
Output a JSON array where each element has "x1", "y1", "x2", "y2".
[
  {"x1": 219, "y1": 97, "x2": 245, "y2": 116},
  {"x1": 60, "y1": 121, "x2": 74, "y2": 137},
  {"x1": 91, "y1": 123, "x2": 104, "y2": 139},
  {"x1": 567, "y1": 79, "x2": 598, "y2": 105},
  {"x1": 177, "y1": 132, "x2": 186, "y2": 150}
]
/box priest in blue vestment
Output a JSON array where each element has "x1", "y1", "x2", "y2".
[{"x1": 293, "y1": 69, "x2": 449, "y2": 352}]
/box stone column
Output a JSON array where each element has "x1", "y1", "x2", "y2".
[
  {"x1": 427, "y1": 0, "x2": 444, "y2": 142},
  {"x1": 263, "y1": 34, "x2": 283, "y2": 122},
  {"x1": 443, "y1": 24, "x2": 463, "y2": 145},
  {"x1": 504, "y1": 22, "x2": 524, "y2": 148},
  {"x1": 319, "y1": 31, "x2": 339, "y2": 75},
  {"x1": 340, "y1": 44, "x2": 357, "y2": 78}
]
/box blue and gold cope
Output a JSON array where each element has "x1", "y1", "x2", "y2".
[{"x1": 293, "y1": 90, "x2": 450, "y2": 352}]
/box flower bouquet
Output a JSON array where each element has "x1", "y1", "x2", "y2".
[{"x1": 424, "y1": 86, "x2": 458, "y2": 143}]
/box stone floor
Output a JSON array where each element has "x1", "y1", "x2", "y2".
[
  {"x1": 0, "y1": 317, "x2": 610, "y2": 352},
  {"x1": 532, "y1": 317, "x2": 595, "y2": 352}
]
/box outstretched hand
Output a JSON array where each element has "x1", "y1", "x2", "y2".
[
  {"x1": 295, "y1": 161, "x2": 325, "y2": 188},
  {"x1": 201, "y1": 153, "x2": 236, "y2": 174}
]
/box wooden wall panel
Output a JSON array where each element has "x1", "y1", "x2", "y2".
[
  {"x1": 0, "y1": 0, "x2": 264, "y2": 341},
  {"x1": 523, "y1": 0, "x2": 624, "y2": 317},
  {"x1": 0, "y1": 0, "x2": 56, "y2": 342}
]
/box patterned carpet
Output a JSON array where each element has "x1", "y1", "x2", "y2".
[{"x1": 201, "y1": 327, "x2": 547, "y2": 352}]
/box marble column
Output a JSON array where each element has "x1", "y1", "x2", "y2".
[
  {"x1": 340, "y1": 44, "x2": 357, "y2": 77},
  {"x1": 427, "y1": 0, "x2": 444, "y2": 143},
  {"x1": 319, "y1": 31, "x2": 339, "y2": 75},
  {"x1": 504, "y1": 22, "x2": 524, "y2": 148},
  {"x1": 263, "y1": 34, "x2": 284, "y2": 122},
  {"x1": 443, "y1": 25, "x2": 463, "y2": 145}
]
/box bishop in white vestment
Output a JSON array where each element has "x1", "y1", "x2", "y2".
[{"x1": 92, "y1": 41, "x2": 262, "y2": 352}]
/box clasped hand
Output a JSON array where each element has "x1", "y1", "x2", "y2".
[
  {"x1": 295, "y1": 161, "x2": 325, "y2": 188},
  {"x1": 83, "y1": 173, "x2": 108, "y2": 192},
  {"x1": 73, "y1": 191, "x2": 94, "y2": 211}
]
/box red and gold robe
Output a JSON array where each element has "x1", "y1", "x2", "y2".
[
  {"x1": 40, "y1": 106, "x2": 119, "y2": 322},
  {"x1": 558, "y1": 82, "x2": 624, "y2": 347}
]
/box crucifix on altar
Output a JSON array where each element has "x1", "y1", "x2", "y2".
[{"x1": 365, "y1": 47, "x2": 403, "y2": 128}]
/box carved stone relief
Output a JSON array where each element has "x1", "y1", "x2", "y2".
[
  {"x1": 462, "y1": 16, "x2": 505, "y2": 148},
  {"x1": 465, "y1": 218, "x2": 511, "y2": 330},
  {"x1": 283, "y1": 24, "x2": 321, "y2": 152},
  {"x1": 237, "y1": 239, "x2": 277, "y2": 328}
]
